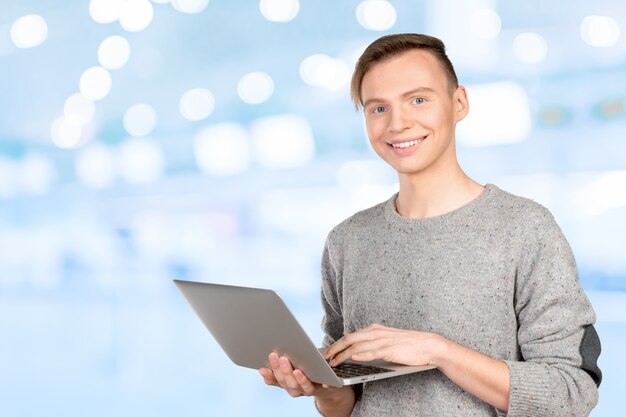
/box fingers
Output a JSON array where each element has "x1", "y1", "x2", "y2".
[
  {"x1": 259, "y1": 368, "x2": 279, "y2": 386},
  {"x1": 268, "y1": 352, "x2": 287, "y2": 386},
  {"x1": 266, "y1": 352, "x2": 318, "y2": 397},
  {"x1": 293, "y1": 369, "x2": 316, "y2": 395},
  {"x1": 349, "y1": 347, "x2": 385, "y2": 362},
  {"x1": 323, "y1": 324, "x2": 384, "y2": 359},
  {"x1": 279, "y1": 356, "x2": 300, "y2": 392},
  {"x1": 330, "y1": 339, "x2": 388, "y2": 366},
  {"x1": 323, "y1": 324, "x2": 390, "y2": 363}
]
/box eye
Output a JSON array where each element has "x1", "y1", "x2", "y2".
[
  {"x1": 372, "y1": 106, "x2": 386, "y2": 114},
  {"x1": 412, "y1": 97, "x2": 425, "y2": 104}
]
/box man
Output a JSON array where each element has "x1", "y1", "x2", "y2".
[{"x1": 259, "y1": 33, "x2": 601, "y2": 416}]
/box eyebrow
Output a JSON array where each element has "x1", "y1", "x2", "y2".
[{"x1": 362, "y1": 87, "x2": 436, "y2": 108}]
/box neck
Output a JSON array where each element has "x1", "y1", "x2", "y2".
[{"x1": 396, "y1": 161, "x2": 484, "y2": 219}]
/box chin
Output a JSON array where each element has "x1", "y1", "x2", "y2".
[{"x1": 390, "y1": 164, "x2": 428, "y2": 176}]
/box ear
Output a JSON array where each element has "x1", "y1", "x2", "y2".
[{"x1": 453, "y1": 86, "x2": 469, "y2": 122}]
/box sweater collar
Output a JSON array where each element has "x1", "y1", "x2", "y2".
[{"x1": 384, "y1": 183, "x2": 498, "y2": 231}]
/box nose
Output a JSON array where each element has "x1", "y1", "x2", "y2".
[{"x1": 388, "y1": 106, "x2": 412, "y2": 133}]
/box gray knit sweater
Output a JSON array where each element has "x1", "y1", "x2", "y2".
[{"x1": 320, "y1": 184, "x2": 601, "y2": 417}]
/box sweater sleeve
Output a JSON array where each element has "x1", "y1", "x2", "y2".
[
  {"x1": 320, "y1": 233, "x2": 345, "y2": 349},
  {"x1": 505, "y1": 207, "x2": 601, "y2": 417}
]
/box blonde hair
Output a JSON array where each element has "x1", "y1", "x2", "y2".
[{"x1": 350, "y1": 33, "x2": 459, "y2": 110}]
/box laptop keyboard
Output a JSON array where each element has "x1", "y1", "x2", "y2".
[{"x1": 332, "y1": 362, "x2": 392, "y2": 379}]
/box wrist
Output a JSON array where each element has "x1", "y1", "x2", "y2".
[
  {"x1": 316, "y1": 385, "x2": 352, "y2": 401},
  {"x1": 315, "y1": 386, "x2": 355, "y2": 417},
  {"x1": 427, "y1": 333, "x2": 454, "y2": 368}
]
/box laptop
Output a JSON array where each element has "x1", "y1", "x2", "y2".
[{"x1": 173, "y1": 279, "x2": 435, "y2": 387}]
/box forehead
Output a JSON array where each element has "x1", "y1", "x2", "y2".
[{"x1": 361, "y1": 49, "x2": 448, "y2": 98}]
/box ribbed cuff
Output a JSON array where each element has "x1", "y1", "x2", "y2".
[{"x1": 504, "y1": 360, "x2": 553, "y2": 417}]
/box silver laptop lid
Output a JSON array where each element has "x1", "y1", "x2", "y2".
[{"x1": 173, "y1": 279, "x2": 343, "y2": 387}]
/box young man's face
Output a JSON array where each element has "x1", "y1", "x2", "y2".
[{"x1": 360, "y1": 49, "x2": 468, "y2": 178}]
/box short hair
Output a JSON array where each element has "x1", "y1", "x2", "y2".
[{"x1": 350, "y1": 33, "x2": 459, "y2": 110}]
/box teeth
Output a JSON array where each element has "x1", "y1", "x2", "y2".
[{"x1": 391, "y1": 137, "x2": 424, "y2": 148}]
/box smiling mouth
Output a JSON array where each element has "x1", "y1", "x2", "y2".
[{"x1": 388, "y1": 135, "x2": 427, "y2": 148}]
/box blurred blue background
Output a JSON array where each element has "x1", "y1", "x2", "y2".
[{"x1": 1, "y1": 0, "x2": 625, "y2": 416}]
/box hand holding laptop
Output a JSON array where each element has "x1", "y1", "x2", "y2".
[
  {"x1": 259, "y1": 352, "x2": 359, "y2": 416},
  {"x1": 258, "y1": 323, "x2": 443, "y2": 416},
  {"x1": 259, "y1": 322, "x2": 440, "y2": 397},
  {"x1": 259, "y1": 352, "x2": 348, "y2": 399}
]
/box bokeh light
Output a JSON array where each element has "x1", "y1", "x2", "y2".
[
  {"x1": 576, "y1": 171, "x2": 626, "y2": 217},
  {"x1": 299, "y1": 54, "x2": 350, "y2": 91},
  {"x1": 98, "y1": 35, "x2": 131, "y2": 70},
  {"x1": 89, "y1": 0, "x2": 123, "y2": 24},
  {"x1": 179, "y1": 88, "x2": 215, "y2": 121},
  {"x1": 577, "y1": 170, "x2": 626, "y2": 216},
  {"x1": 75, "y1": 145, "x2": 116, "y2": 189},
  {"x1": 457, "y1": 82, "x2": 531, "y2": 146},
  {"x1": 117, "y1": 138, "x2": 164, "y2": 184},
  {"x1": 51, "y1": 117, "x2": 83, "y2": 149},
  {"x1": 580, "y1": 15, "x2": 621, "y2": 48},
  {"x1": 194, "y1": 123, "x2": 251, "y2": 175},
  {"x1": 251, "y1": 114, "x2": 315, "y2": 169},
  {"x1": 172, "y1": 0, "x2": 210, "y2": 14},
  {"x1": 64, "y1": 93, "x2": 96, "y2": 126},
  {"x1": 237, "y1": 72, "x2": 274, "y2": 104},
  {"x1": 259, "y1": 0, "x2": 300, "y2": 23},
  {"x1": 355, "y1": 0, "x2": 396, "y2": 32},
  {"x1": 513, "y1": 32, "x2": 548, "y2": 64},
  {"x1": 119, "y1": 0, "x2": 154, "y2": 32},
  {"x1": 79, "y1": 66, "x2": 112, "y2": 101},
  {"x1": 10, "y1": 15, "x2": 48, "y2": 49},
  {"x1": 123, "y1": 104, "x2": 158, "y2": 137},
  {"x1": 470, "y1": 8, "x2": 501, "y2": 40}
]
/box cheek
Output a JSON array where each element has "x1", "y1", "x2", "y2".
[
  {"x1": 421, "y1": 108, "x2": 444, "y2": 125},
  {"x1": 365, "y1": 119, "x2": 385, "y2": 142},
  {"x1": 422, "y1": 110, "x2": 453, "y2": 135}
]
